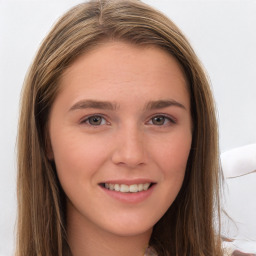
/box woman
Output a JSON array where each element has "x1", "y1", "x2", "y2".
[{"x1": 16, "y1": 0, "x2": 223, "y2": 255}]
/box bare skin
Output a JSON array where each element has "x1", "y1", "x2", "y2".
[{"x1": 48, "y1": 42, "x2": 192, "y2": 256}]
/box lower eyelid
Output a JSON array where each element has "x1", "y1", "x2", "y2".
[
  {"x1": 148, "y1": 115, "x2": 176, "y2": 125},
  {"x1": 80, "y1": 115, "x2": 108, "y2": 125},
  {"x1": 79, "y1": 114, "x2": 176, "y2": 126}
]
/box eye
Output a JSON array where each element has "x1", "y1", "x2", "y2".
[
  {"x1": 83, "y1": 115, "x2": 107, "y2": 126},
  {"x1": 149, "y1": 115, "x2": 175, "y2": 126}
]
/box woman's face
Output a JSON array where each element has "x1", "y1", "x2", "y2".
[{"x1": 48, "y1": 41, "x2": 192, "y2": 237}]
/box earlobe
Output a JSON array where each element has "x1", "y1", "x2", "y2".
[
  {"x1": 46, "y1": 144, "x2": 54, "y2": 160},
  {"x1": 45, "y1": 132, "x2": 54, "y2": 160}
]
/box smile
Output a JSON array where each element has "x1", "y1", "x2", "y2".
[
  {"x1": 99, "y1": 181, "x2": 156, "y2": 203},
  {"x1": 103, "y1": 183, "x2": 151, "y2": 193}
]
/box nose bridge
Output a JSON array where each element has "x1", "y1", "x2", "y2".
[{"x1": 111, "y1": 122, "x2": 146, "y2": 167}]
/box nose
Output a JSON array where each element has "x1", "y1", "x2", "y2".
[{"x1": 111, "y1": 125, "x2": 146, "y2": 168}]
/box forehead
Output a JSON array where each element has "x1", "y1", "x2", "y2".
[
  {"x1": 62, "y1": 41, "x2": 187, "y2": 82},
  {"x1": 57, "y1": 41, "x2": 189, "y2": 109}
]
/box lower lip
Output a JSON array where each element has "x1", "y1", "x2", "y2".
[{"x1": 99, "y1": 184, "x2": 155, "y2": 204}]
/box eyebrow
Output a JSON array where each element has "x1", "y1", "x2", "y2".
[
  {"x1": 69, "y1": 99, "x2": 186, "y2": 112},
  {"x1": 69, "y1": 100, "x2": 119, "y2": 111},
  {"x1": 144, "y1": 99, "x2": 186, "y2": 111}
]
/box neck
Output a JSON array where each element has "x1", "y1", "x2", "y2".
[{"x1": 67, "y1": 206, "x2": 152, "y2": 256}]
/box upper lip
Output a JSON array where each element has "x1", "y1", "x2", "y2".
[{"x1": 99, "y1": 179, "x2": 155, "y2": 185}]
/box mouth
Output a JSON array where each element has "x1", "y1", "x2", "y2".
[{"x1": 99, "y1": 182, "x2": 155, "y2": 193}]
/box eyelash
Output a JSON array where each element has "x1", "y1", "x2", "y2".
[
  {"x1": 80, "y1": 114, "x2": 109, "y2": 127},
  {"x1": 147, "y1": 114, "x2": 176, "y2": 126},
  {"x1": 80, "y1": 114, "x2": 176, "y2": 127}
]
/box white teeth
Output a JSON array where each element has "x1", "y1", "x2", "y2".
[
  {"x1": 104, "y1": 183, "x2": 151, "y2": 193},
  {"x1": 143, "y1": 183, "x2": 150, "y2": 190},
  {"x1": 120, "y1": 184, "x2": 129, "y2": 192},
  {"x1": 138, "y1": 184, "x2": 144, "y2": 192},
  {"x1": 129, "y1": 184, "x2": 138, "y2": 193}
]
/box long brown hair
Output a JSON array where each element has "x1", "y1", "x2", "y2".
[{"x1": 16, "y1": 0, "x2": 223, "y2": 255}]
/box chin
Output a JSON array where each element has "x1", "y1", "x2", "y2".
[
  {"x1": 100, "y1": 217, "x2": 155, "y2": 237},
  {"x1": 107, "y1": 226, "x2": 153, "y2": 237}
]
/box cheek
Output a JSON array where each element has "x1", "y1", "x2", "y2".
[
  {"x1": 50, "y1": 130, "x2": 112, "y2": 188},
  {"x1": 152, "y1": 132, "x2": 191, "y2": 205},
  {"x1": 158, "y1": 134, "x2": 191, "y2": 205},
  {"x1": 50, "y1": 135, "x2": 102, "y2": 207},
  {"x1": 144, "y1": 132, "x2": 192, "y2": 221},
  {"x1": 152, "y1": 131, "x2": 192, "y2": 176}
]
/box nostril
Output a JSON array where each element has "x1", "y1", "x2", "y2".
[{"x1": 110, "y1": 131, "x2": 146, "y2": 167}]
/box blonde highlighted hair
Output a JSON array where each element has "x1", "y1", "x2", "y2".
[{"x1": 17, "y1": 0, "x2": 223, "y2": 255}]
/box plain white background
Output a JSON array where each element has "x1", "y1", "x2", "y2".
[{"x1": 0, "y1": 0, "x2": 256, "y2": 255}]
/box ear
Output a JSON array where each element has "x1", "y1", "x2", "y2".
[{"x1": 45, "y1": 131, "x2": 54, "y2": 160}]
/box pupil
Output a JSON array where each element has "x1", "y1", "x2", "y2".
[
  {"x1": 89, "y1": 116, "x2": 102, "y2": 125},
  {"x1": 153, "y1": 116, "x2": 164, "y2": 125}
]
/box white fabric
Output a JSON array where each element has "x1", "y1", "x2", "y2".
[
  {"x1": 221, "y1": 144, "x2": 256, "y2": 178},
  {"x1": 221, "y1": 145, "x2": 256, "y2": 254}
]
